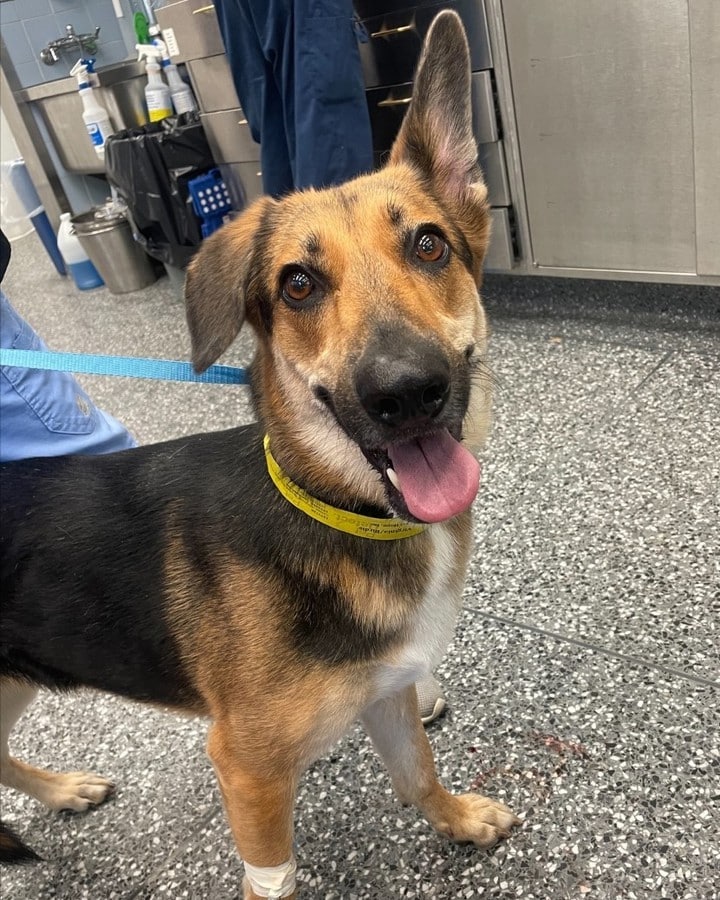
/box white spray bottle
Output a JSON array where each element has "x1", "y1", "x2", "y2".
[
  {"x1": 70, "y1": 59, "x2": 113, "y2": 158},
  {"x1": 136, "y1": 44, "x2": 172, "y2": 122},
  {"x1": 149, "y1": 25, "x2": 197, "y2": 115}
]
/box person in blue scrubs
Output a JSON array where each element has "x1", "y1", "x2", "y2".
[
  {"x1": 213, "y1": 0, "x2": 374, "y2": 198},
  {"x1": 0, "y1": 229, "x2": 136, "y2": 463}
]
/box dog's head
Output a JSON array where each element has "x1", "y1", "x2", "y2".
[{"x1": 186, "y1": 11, "x2": 492, "y2": 524}]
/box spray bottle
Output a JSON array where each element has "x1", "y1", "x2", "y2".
[
  {"x1": 136, "y1": 45, "x2": 172, "y2": 122},
  {"x1": 70, "y1": 59, "x2": 113, "y2": 158},
  {"x1": 149, "y1": 24, "x2": 197, "y2": 115}
]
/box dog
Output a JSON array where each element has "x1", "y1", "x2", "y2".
[{"x1": 0, "y1": 12, "x2": 520, "y2": 897}]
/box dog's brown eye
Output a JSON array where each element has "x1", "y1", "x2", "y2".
[
  {"x1": 283, "y1": 269, "x2": 314, "y2": 304},
  {"x1": 414, "y1": 231, "x2": 447, "y2": 263}
]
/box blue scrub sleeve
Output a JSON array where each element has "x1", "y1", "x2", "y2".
[{"x1": 0, "y1": 291, "x2": 137, "y2": 462}]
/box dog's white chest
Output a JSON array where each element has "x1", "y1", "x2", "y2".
[{"x1": 373, "y1": 525, "x2": 461, "y2": 700}]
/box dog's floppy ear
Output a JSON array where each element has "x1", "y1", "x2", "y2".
[
  {"x1": 185, "y1": 197, "x2": 273, "y2": 373},
  {"x1": 389, "y1": 11, "x2": 486, "y2": 208}
]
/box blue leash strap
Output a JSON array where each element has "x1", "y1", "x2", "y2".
[{"x1": 0, "y1": 348, "x2": 248, "y2": 385}]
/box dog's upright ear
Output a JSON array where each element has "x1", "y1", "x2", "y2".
[
  {"x1": 185, "y1": 197, "x2": 274, "y2": 373},
  {"x1": 389, "y1": 11, "x2": 489, "y2": 275},
  {"x1": 390, "y1": 10, "x2": 483, "y2": 199}
]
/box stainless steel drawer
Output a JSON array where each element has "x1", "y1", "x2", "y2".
[
  {"x1": 477, "y1": 140, "x2": 510, "y2": 207},
  {"x1": 484, "y1": 208, "x2": 515, "y2": 271},
  {"x1": 367, "y1": 71, "x2": 496, "y2": 155},
  {"x1": 201, "y1": 109, "x2": 260, "y2": 165},
  {"x1": 359, "y1": 0, "x2": 491, "y2": 88},
  {"x1": 219, "y1": 162, "x2": 264, "y2": 209},
  {"x1": 155, "y1": 0, "x2": 225, "y2": 63},
  {"x1": 187, "y1": 55, "x2": 240, "y2": 112}
]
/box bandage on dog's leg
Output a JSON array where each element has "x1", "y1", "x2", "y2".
[
  {"x1": 244, "y1": 858, "x2": 297, "y2": 899},
  {"x1": 207, "y1": 722, "x2": 299, "y2": 899}
]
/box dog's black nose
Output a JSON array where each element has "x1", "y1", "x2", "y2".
[{"x1": 355, "y1": 335, "x2": 450, "y2": 428}]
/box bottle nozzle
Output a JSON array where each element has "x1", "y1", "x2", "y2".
[{"x1": 136, "y1": 43, "x2": 164, "y2": 62}]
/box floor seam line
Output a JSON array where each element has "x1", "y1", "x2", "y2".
[{"x1": 466, "y1": 609, "x2": 719, "y2": 688}]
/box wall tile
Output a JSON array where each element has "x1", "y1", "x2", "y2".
[
  {"x1": 0, "y1": 1, "x2": 20, "y2": 25},
  {"x1": 53, "y1": 5, "x2": 93, "y2": 31},
  {"x1": 49, "y1": 0, "x2": 85, "y2": 11},
  {"x1": 17, "y1": 0, "x2": 51, "y2": 18},
  {"x1": 2, "y1": 20, "x2": 35, "y2": 66},
  {"x1": 23, "y1": 15, "x2": 62, "y2": 59},
  {"x1": 12, "y1": 59, "x2": 45, "y2": 89},
  {"x1": 86, "y1": 2, "x2": 123, "y2": 45},
  {"x1": 95, "y1": 38, "x2": 130, "y2": 67}
]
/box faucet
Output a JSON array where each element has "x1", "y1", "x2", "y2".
[{"x1": 40, "y1": 25, "x2": 101, "y2": 65}]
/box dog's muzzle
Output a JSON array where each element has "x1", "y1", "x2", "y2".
[{"x1": 345, "y1": 326, "x2": 480, "y2": 524}]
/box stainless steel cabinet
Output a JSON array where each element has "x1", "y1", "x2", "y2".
[
  {"x1": 358, "y1": 0, "x2": 516, "y2": 272},
  {"x1": 690, "y1": 0, "x2": 720, "y2": 277},
  {"x1": 155, "y1": 0, "x2": 225, "y2": 62},
  {"x1": 358, "y1": 0, "x2": 492, "y2": 87},
  {"x1": 501, "y1": 0, "x2": 718, "y2": 278},
  {"x1": 157, "y1": 0, "x2": 262, "y2": 207}
]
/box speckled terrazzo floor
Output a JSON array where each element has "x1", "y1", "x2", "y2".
[{"x1": 1, "y1": 233, "x2": 718, "y2": 900}]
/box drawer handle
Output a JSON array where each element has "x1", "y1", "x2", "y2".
[
  {"x1": 192, "y1": 4, "x2": 215, "y2": 13},
  {"x1": 377, "y1": 96, "x2": 412, "y2": 108},
  {"x1": 371, "y1": 23, "x2": 414, "y2": 39}
]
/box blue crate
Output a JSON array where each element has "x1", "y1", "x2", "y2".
[{"x1": 188, "y1": 168, "x2": 234, "y2": 238}]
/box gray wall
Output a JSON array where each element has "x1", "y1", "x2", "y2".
[{"x1": 0, "y1": 0, "x2": 135, "y2": 88}]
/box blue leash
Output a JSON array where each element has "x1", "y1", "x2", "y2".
[{"x1": 0, "y1": 349, "x2": 248, "y2": 385}]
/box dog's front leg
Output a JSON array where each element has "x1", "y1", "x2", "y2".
[
  {"x1": 361, "y1": 685, "x2": 521, "y2": 847},
  {"x1": 208, "y1": 721, "x2": 298, "y2": 900}
]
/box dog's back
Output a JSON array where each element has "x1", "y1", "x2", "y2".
[{"x1": 0, "y1": 428, "x2": 264, "y2": 706}]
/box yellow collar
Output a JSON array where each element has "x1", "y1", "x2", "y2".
[{"x1": 263, "y1": 435, "x2": 426, "y2": 540}]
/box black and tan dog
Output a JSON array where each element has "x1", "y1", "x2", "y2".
[{"x1": 0, "y1": 12, "x2": 519, "y2": 897}]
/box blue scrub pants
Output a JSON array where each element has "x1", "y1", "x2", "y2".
[{"x1": 214, "y1": 0, "x2": 373, "y2": 197}]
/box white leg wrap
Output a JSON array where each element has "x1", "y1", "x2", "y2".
[{"x1": 244, "y1": 857, "x2": 297, "y2": 898}]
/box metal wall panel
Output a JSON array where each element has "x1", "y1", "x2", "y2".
[
  {"x1": 502, "y1": 0, "x2": 696, "y2": 273},
  {"x1": 689, "y1": 0, "x2": 720, "y2": 276}
]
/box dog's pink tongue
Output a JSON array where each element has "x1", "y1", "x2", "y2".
[{"x1": 387, "y1": 430, "x2": 480, "y2": 524}]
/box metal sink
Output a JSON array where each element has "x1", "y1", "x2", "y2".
[{"x1": 18, "y1": 60, "x2": 148, "y2": 175}]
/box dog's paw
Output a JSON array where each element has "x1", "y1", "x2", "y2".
[
  {"x1": 434, "y1": 793, "x2": 521, "y2": 848},
  {"x1": 44, "y1": 771, "x2": 115, "y2": 813}
]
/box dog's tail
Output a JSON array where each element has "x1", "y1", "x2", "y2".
[{"x1": 0, "y1": 821, "x2": 41, "y2": 863}]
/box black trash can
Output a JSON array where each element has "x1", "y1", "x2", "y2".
[{"x1": 104, "y1": 114, "x2": 216, "y2": 272}]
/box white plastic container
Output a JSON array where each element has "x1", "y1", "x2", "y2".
[
  {"x1": 137, "y1": 45, "x2": 173, "y2": 122},
  {"x1": 81, "y1": 89, "x2": 113, "y2": 157},
  {"x1": 164, "y1": 63, "x2": 197, "y2": 114},
  {"x1": 57, "y1": 212, "x2": 104, "y2": 290},
  {"x1": 145, "y1": 59, "x2": 173, "y2": 122},
  {"x1": 70, "y1": 61, "x2": 113, "y2": 158},
  {"x1": 149, "y1": 26, "x2": 197, "y2": 115}
]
